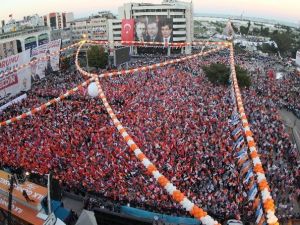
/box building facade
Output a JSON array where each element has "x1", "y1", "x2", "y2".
[
  {"x1": 1, "y1": 15, "x2": 44, "y2": 34},
  {"x1": 296, "y1": 50, "x2": 300, "y2": 67},
  {"x1": 0, "y1": 26, "x2": 51, "y2": 59},
  {"x1": 68, "y1": 12, "x2": 115, "y2": 43},
  {"x1": 44, "y1": 12, "x2": 74, "y2": 30},
  {"x1": 108, "y1": 0, "x2": 194, "y2": 54}
]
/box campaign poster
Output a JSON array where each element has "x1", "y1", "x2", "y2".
[{"x1": 0, "y1": 50, "x2": 31, "y2": 98}]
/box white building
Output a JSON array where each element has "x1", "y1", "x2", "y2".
[
  {"x1": 68, "y1": 12, "x2": 115, "y2": 43},
  {"x1": 1, "y1": 15, "x2": 44, "y2": 33},
  {"x1": 0, "y1": 27, "x2": 50, "y2": 59},
  {"x1": 43, "y1": 12, "x2": 74, "y2": 30},
  {"x1": 108, "y1": 0, "x2": 194, "y2": 54},
  {"x1": 296, "y1": 50, "x2": 300, "y2": 67}
]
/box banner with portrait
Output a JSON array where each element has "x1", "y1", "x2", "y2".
[
  {"x1": 134, "y1": 16, "x2": 173, "y2": 54},
  {"x1": 0, "y1": 50, "x2": 31, "y2": 99},
  {"x1": 30, "y1": 39, "x2": 61, "y2": 81}
]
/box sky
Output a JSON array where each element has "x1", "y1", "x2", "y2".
[{"x1": 0, "y1": 0, "x2": 299, "y2": 24}]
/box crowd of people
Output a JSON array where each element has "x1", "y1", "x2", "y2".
[{"x1": 0, "y1": 49, "x2": 299, "y2": 223}]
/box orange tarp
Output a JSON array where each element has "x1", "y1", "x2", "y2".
[
  {"x1": 0, "y1": 192, "x2": 45, "y2": 225},
  {"x1": 0, "y1": 170, "x2": 48, "y2": 211}
]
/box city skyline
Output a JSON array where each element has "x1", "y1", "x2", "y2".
[{"x1": 0, "y1": 0, "x2": 299, "y2": 24}]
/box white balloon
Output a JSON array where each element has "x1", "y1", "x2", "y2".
[{"x1": 87, "y1": 82, "x2": 99, "y2": 97}]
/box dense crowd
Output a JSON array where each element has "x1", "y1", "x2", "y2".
[{"x1": 0, "y1": 50, "x2": 299, "y2": 223}]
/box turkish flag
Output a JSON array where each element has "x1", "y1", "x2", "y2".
[{"x1": 121, "y1": 19, "x2": 135, "y2": 43}]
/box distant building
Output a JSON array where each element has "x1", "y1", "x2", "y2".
[
  {"x1": 1, "y1": 14, "x2": 44, "y2": 33},
  {"x1": 108, "y1": 0, "x2": 194, "y2": 54},
  {"x1": 68, "y1": 11, "x2": 115, "y2": 42},
  {"x1": 296, "y1": 50, "x2": 300, "y2": 67},
  {"x1": 50, "y1": 28, "x2": 72, "y2": 47},
  {"x1": 0, "y1": 26, "x2": 50, "y2": 59},
  {"x1": 43, "y1": 12, "x2": 74, "y2": 30}
]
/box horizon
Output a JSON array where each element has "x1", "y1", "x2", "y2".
[{"x1": 0, "y1": 0, "x2": 299, "y2": 25}]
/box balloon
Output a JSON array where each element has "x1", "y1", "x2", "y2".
[{"x1": 87, "y1": 82, "x2": 99, "y2": 97}]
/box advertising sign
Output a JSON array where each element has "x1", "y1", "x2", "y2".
[
  {"x1": 0, "y1": 51, "x2": 31, "y2": 98},
  {"x1": 30, "y1": 39, "x2": 61, "y2": 80}
]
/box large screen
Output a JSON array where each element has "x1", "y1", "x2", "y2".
[{"x1": 114, "y1": 47, "x2": 130, "y2": 66}]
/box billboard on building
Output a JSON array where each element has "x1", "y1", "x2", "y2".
[
  {"x1": 0, "y1": 50, "x2": 31, "y2": 98},
  {"x1": 135, "y1": 16, "x2": 173, "y2": 44},
  {"x1": 296, "y1": 50, "x2": 300, "y2": 67},
  {"x1": 30, "y1": 39, "x2": 61, "y2": 80},
  {"x1": 134, "y1": 16, "x2": 173, "y2": 54}
]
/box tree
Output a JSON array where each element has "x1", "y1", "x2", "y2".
[
  {"x1": 270, "y1": 31, "x2": 293, "y2": 57},
  {"x1": 203, "y1": 63, "x2": 230, "y2": 85},
  {"x1": 257, "y1": 43, "x2": 278, "y2": 54},
  {"x1": 235, "y1": 65, "x2": 251, "y2": 88},
  {"x1": 203, "y1": 63, "x2": 251, "y2": 88},
  {"x1": 240, "y1": 26, "x2": 248, "y2": 35},
  {"x1": 87, "y1": 46, "x2": 108, "y2": 69},
  {"x1": 231, "y1": 23, "x2": 239, "y2": 33},
  {"x1": 60, "y1": 56, "x2": 71, "y2": 71}
]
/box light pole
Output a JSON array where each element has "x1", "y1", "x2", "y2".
[{"x1": 82, "y1": 34, "x2": 89, "y2": 72}]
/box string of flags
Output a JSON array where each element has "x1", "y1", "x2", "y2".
[{"x1": 229, "y1": 43, "x2": 278, "y2": 225}]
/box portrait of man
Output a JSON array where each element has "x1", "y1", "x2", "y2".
[
  {"x1": 44, "y1": 50, "x2": 54, "y2": 76},
  {"x1": 135, "y1": 20, "x2": 147, "y2": 42},
  {"x1": 145, "y1": 19, "x2": 160, "y2": 42},
  {"x1": 160, "y1": 19, "x2": 173, "y2": 46},
  {"x1": 30, "y1": 57, "x2": 40, "y2": 81}
]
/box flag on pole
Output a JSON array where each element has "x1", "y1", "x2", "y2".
[
  {"x1": 248, "y1": 184, "x2": 258, "y2": 201},
  {"x1": 121, "y1": 19, "x2": 135, "y2": 43},
  {"x1": 231, "y1": 127, "x2": 242, "y2": 140},
  {"x1": 229, "y1": 113, "x2": 240, "y2": 126},
  {"x1": 252, "y1": 196, "x2": 260, "y2": 210},
  {"x1": 240, "y1": 160, "x2": 251, "y2": 177},
  {"x1": 243, "y1": 168, "x2": 253, "y2": 184},
  {"x1": 238, "y1": 154, "x2": 249, "y2": 167},
  {"x1": 256, "y1": 203, "x2": 264, "y2": 224},
  {"x1": 236, "y1": 146, "x2": 248, "y2": 158},
  {"x1": 233, "y1": 136, "x2": 244, "y2": 150}
]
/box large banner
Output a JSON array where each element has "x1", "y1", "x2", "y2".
[
  {"x1": 134, "y1": 16, "x2": 173, "y2": 54},
  {"x1": 121, "y1": 19, "x2": 135, "y2": 42},
  {"x1": 30, "y1": 39, "x2": 61, "y2": 80},
  {"x1": 135, "y1": 16, "x2": 173, "y2": 44},
  {"x1": 0, "y1": 51, "x2": 31, "y2": 98}
]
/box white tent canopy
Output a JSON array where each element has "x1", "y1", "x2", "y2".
[{"x1": 75, "y1": 210, "x2": 97, "y2": 225}]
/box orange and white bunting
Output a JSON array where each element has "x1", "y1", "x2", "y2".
[
  {"x1": 0, "y1": 42, "x2": 81, "y2": 78},
  {"x1": 0, "y1": 78, "x2": 93, "y2": 127},
  {"x1": 229, "y1": 43, "x2": 279, "y2": 225},
  {"x1": 75, "y1": 41, "x2": 230, "y2": 225}
]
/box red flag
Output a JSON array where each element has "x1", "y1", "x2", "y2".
[{"x1": 121, "y1": 19, "x2": 135, "y2": 43}]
